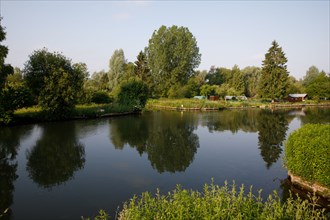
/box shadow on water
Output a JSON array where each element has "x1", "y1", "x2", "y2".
[
  {"x1": 109, "y1": 112, "x2": 200, "y2": 173},
  {"x1": 26, "y1": 122, "x2": 85, "y2": 189},
  {"x1": 0, "y1": 125, "x2": 33, "y2": 219}
]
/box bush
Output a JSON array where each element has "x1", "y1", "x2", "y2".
[
  {"x1": 91, "y1": 91, "x2": 112, "y2": 104},
  {"x1": 117, "y1": 182, "x2": 327, "y2": 220},
  {"x1": 0, "y1": 83, "x2": 33, "y2": 124},
  {"x1": 116, "y1": 78, "x2": 149, "y2": 110},
  {"x1": 285, "y1": 124, "x2": 330, "y2": 187}
]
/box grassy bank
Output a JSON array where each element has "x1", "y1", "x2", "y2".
[
  {"x1": 10, "y1": 103, "x2": 136, "y2": 125},
  {"x1": 146, "y1": 98, "x2": 330, "y2": 111},
  {"x1": 86, "y1": 181, "x2": 328, "y2": 220}
]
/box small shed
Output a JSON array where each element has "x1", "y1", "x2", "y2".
[
  {"x1": 209, "y1": 95, "x2": 219, "y2": 101},
  {"x1": 287, "y1": 94, "x2": 308, "y2": 102}
]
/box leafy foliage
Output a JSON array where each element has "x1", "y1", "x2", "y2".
[
  {"x1": 0, "y1": 19, "x2": 10, "y2": 89},
  {"x1": 116, "y1": 78, "x2": 149, "y2": 110},
  {"x1": 305, "y1": 72, "x2": 330, "y2": 100},
  {"x1": 108, "y1": 49, "x2": 126, "y2": 91},
  {"x1": 258, "y1": 41, "x2": 289, "y2": 100},
  {"x1": 91, "y1": 91, "x2": 112, "y2": 104},
  {"x1": 23, "y1": 48, "x2": 86, "y2": 118},
  {"x1": 0, "y1": 82, "x2": 33, "y2": 124},
  {"x1": 285, "y1": 124, "x2": 330, "y2": 187},
  {"x1": 147, "y1": 25, "x2": 201, "y2": 97},
  {"x1": 118, "y1": 181, "x2": 327, "y2": 219}
]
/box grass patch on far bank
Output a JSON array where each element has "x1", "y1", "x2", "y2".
[
  {"x1": 146, "y1": 98, "x2": 263, "y2": 110},
  {"x1": 11, "y1": 103, "x2": 135, "y2": 124},
  {"x1": 146, "y1": 98, "x2": 330, "y2": 111}
]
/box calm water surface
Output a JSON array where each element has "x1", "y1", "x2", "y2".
[{"x1": 0, "y1": 107, "x2": 329, "y2": 219}]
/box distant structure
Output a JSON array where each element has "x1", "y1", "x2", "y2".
[
  {"x1": 224, "y1": 95, "x2": 247, "y2": 101},
  {"x1": 224, "y1": 96, "x2": 235, "y2": 101},
  {"x1": 287, "y1": 94, "x2": 308, "y2": 102}
]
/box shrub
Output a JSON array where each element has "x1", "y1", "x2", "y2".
[
  {"x1": 285, "y1": 124, "x2": 330, "y2": 187},
  {"x1": 91, "y1": 91, "x2": 112, "y2": 104},
  {"x1": 116, "y1": 78, "x2": 149, "y2": 110},
  {"x1": 116, "y1": 182, "x2": 327, "y2": 220}
]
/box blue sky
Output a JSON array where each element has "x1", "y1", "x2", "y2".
[{"x1": 1, "y1": 1, "x2": 329, "y2": 79}]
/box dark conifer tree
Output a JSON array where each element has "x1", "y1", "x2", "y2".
[{"x1": 258, "y1": 41, "x2": 289, "y2": 100}]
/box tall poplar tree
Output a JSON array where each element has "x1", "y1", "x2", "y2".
[
  {"x1": 258, "y1": 41, "x2": 289, "y2": 100},
  {"x1": 108, "y1": 49, "x2": 126, "y2": 91}
]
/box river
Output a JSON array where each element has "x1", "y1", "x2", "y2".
[{"x1": 0, "y1": 107, "x2": 329, "y2": 219}]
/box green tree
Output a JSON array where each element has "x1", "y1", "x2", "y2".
[
  {"x1": 205, "y1": 66, "x2": 225, "y2": 85},
  {"x1": 147, "y1": 25, "x2": 201, "y2": 97},
  {"x1": 302, "y1": 65, "x2": 320, "y2": 87},
  {"x1": 108, "y1": 49, "x2": 126, "y2": 91},
  {"x1": 258, "y1": 41, "x2": 289, "y2": 100},
  {"x1": 0, "y1": 19, "x2": 10, "y2": 89},
  {"x1": 286, "y1": 76, "x2": 303, "y2": 95},
  {"x1": 0, "y1": 20, "x2": 16, "y2": 124},
  {"x1": 85, "y1": 70, "x2": 109, "y2": 91},
  {"x1": 229, "y1": 65, "x2": 245, "y2": 96},
  {"x1": 200, "y1": 84, "x2": 217, "y2": 97},
  {"x1": 134, "y1": 51, "x2": 150, "y2": 81},
  {"x1": 23, "y1": 48, "x2": 86, "y2": 118},
  {"x1": 241, "y1": 66, "x2": 261, "y2": 97},
  {"x1": 306, "y1": 71, "x2": 330, "y2": 100},
  {"x1": 6, "y1": 67, "x2": 23, "y2": 84}
]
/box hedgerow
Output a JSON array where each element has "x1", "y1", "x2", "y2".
[{"x1": 285, "y1": 124, "x2": 330, "y2": 187}]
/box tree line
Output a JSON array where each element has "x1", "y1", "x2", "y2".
[{"x1": 1, "y1": 20, "x2": 329, "y2": 124}]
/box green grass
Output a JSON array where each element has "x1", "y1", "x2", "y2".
[
  {"x1": 10, "y1": 103, "x2": 136, "y2": 125},
  {"x1": 86, "y1": 181, "x2": 328, "y2": 220},
  {"x1": 146, "y1": 98, "x2": 265, "y2": 110},
  {"x1": 146, "y1": 98, "x2": 330, "y2": 111}
]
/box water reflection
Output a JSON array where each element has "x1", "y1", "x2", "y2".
[
  {"x1": 257, "y1": 110, "x2": 291, "y2": 169},
  {"x1": 109, "y1": 112, "x2": 200, "y2": 173},
  {"x1": 0, "y1": 126, "x2": 33, "y2": 219},
  {"x1": 26, "y1": 122, "x2": 85, "y2": 189},
  {"x1": 201, "y1": 109, "x2": 259, "y2": 133},
  {"x1": 200, "y1": 109, "x2": 295, "y2": 168},
  {"x1": 299, "y1": 107, "x2": 330, "y2": 125}
]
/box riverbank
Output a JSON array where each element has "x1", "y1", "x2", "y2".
[
  {"x1": 146, "y1": 98, "x2": 330, "y2": 111},
  {"x1": 6, "y1": 103, "x2": 139, "y2": 126}
]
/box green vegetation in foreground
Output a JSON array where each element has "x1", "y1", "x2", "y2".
[
  {"x1": 11, "y1": 103, "x2": 136, "y2": 124},
  {"x1": 145, "y1": 98, "x2": 324, "y2": 110},
  {"x1": 85, "y1": 181, "x2": 328, "y2": 220},
  {"x1": 285, "y1": 124, "x2": 330, "y2": 188}
]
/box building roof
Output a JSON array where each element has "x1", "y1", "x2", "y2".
[{"x1": 288, "y1": 94, "x2": 307, "y2": 98}]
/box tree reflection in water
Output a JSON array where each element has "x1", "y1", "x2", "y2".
[
  {"x1": 257, "y1": 110, "x2": 290, "y2": 169},
  {"x1": 109, "y1": 112, "x2": 199, "y2": 173},
  {"x1": 0, "y1": 126, "x2": 33, "y2": 219},
  {"x1": 202, "y1": 109, "x2": 293, "y2": 169},
  {"x1": 26, "y1": 122, "x2": 85, "y2": 189}
]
